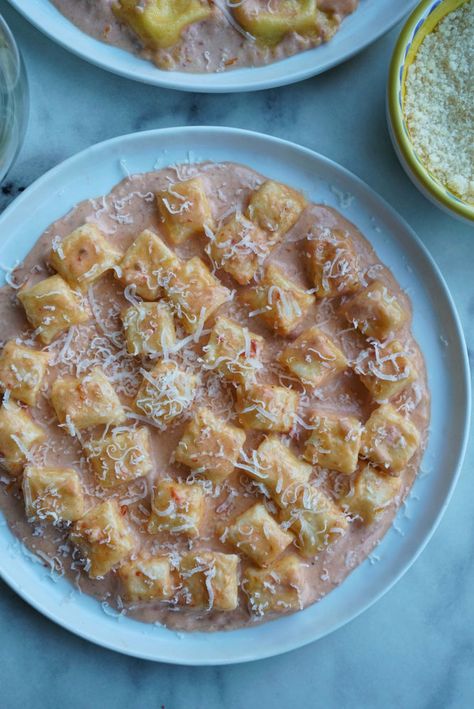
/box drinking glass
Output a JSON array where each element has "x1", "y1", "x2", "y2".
[{"x1": 0, "y1": 14, "x2": 28, "y2": 185}]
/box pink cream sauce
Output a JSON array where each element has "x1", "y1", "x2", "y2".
[
  {"x1": 0, "y1": 161, "x2": 429, "y2": 632},
  {"x1": 49, "y1": 0, "x2": 359, "y2": 73}
]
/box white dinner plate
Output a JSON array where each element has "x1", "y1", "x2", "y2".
[
  {"x1": 0, "y1": 127, "x2": 469, "y2": 664},
  {"x1": 6, "y1": 0, "x2": 418, "y2": 92}
]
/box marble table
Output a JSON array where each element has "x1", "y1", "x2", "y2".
[{"x1": 0, "y1": 3, "x2": 472, "y2": 707}]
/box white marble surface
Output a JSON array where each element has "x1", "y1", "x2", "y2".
[{"x1": 0, "y1": 2, "x2": 472, "y2": 707}]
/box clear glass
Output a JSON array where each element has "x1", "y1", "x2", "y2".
[{"x1": 0, "y1": 13, "x2": 28, "y2": 184}]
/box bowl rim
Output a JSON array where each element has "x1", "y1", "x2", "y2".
[{"x1": 388, "y1": 0, "x2": 474, "y2": 224}]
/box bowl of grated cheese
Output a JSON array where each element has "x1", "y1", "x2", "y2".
[{"x1": 387, "y1": 0, "x2": 474, "y2": 225}]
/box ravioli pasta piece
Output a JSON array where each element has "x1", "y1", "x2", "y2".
[
  {"x1": 134, "y1": 361, "x2": 198, "y2": 428},
  {"x1": 51, "y1": 368, "x2": 126, "y2": 431},
  {"x1": 119, "y1": 229, "x2": 179, "y2": 301},
  {"x1": 361, "y1": 404, "x2": 420, "y2": 473},
  {"x1": 156, "y1": 177, "x2": 215, "y2": 244},
  {"x1": 165, "y1": 256, "x2": 229, "y2": 334},
  {"x1": 174, "y1": 407, "x2": 246, "y2": 483},
  {"x1": 49, "y1": 223, "x2": 122, "y2": 290},
  {"x1": 355, "y1": 340, "x2": 418, "y2": 403},
  {"x1": 340, "y1": 464, "x2": 402, "y2": 525},
  {"x1": 22, "y1": 466, "x2": 85, "y2": 523},
  {"x1": 280, "y1": 486, "x2": 348, "y2": 557},
  {"x1": 119, "y1": 556, "x2": 173, "y2": 603},
  {"x1": 179, "y1": 550, "x2": 239, "y2": 611},
  {"x1": 240, "y1": 264, "x2": 314, "y2": 336},
  {"x1": 0, "y1": 401, "x2": 45, "y2": 475},
  {"x1": 247, "y1": 180, "x2": 307, "y2": 238},
  {"x1": 233, "y1": 0, "x2": 339, "y2": 46},
  {"x1": 278, "y1": 326, "x2": 347, "y2": 387},
  {"x1": 70, "y1": 500, "x2": 135, "y2": 578},
  {"x1": 305, "y1": 227, "x2": 361, "y2": 298},
  {"x1": 203, "y1": 315, "x2": 264, "y2": 386},
  {"x1": 303, "y1": 413, "x2": 362, "y2": 475},
  {"x1": 341, "y1": 280, "x2": 408, "y2": 341},
  {"x1": 113, "y1": 0, "x2": 213, "y2": 50},
  {"x1": 210, "y1": 213, "x2": 270, "y2": 285},
  {"x1": 247, "y1": 179, "x2": 307, "y2": 237},
  {"x1": 18, "y1": 275, "x2": 90, "y2": 345},
  {"x1": 121, "y1": 301, "x2": 176, "y2": 357},
  {"x1": 235, "y1": 382, "x2": 299, "y2": 433},
  {"x1": 0, "y1": 341, "x2": 49, "y2": 406},
  {"x1": 227, "y1": 502, "x2": 294, "y2": 567},
  {"x1": 243, "y1": 554, "x2": 305, "y2": 615},
  {"x1": 85, "y1": 427, "x2": 153, "y2": 488},
  {"x1": 246, "y1": 435, "x2": 312, "y2": 508},
  {"x1": 148, "y1": 479, "x2": 204, "y2": 538}
]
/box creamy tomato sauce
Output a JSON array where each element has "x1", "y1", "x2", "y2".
[
  {"x1": 50, "y1": 0, "x2": 359, "y2": 73},
  {"x1": 0, "y1": 161, "x2": 429, "y2": 631}
]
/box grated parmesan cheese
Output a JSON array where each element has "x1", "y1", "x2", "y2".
[{"x1": 404, "y1": 1, "x2": 474, "y2": 204}]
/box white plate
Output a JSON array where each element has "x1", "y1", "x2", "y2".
[
  {"x1": 0, "y1": 127, "x2": 469, "y2": 664},
  {"x1": 7, "y1": 0, "x2": 418, "y2": 92}
]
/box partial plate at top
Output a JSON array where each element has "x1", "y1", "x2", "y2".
[{"x1": 7, "y1": 0, "x2": 418, "y2": 92}]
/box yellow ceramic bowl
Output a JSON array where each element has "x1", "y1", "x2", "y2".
[{"x1": 387, "y1": 0, "x2": 474, "y2": 225}]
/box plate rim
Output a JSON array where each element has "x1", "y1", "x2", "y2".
[
  {"x1": 0, "y1": 126, "x2": 470, "y2": 664},
  {"x1": 6, "y1": 0, "x2": 419, "y2": 92}
]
